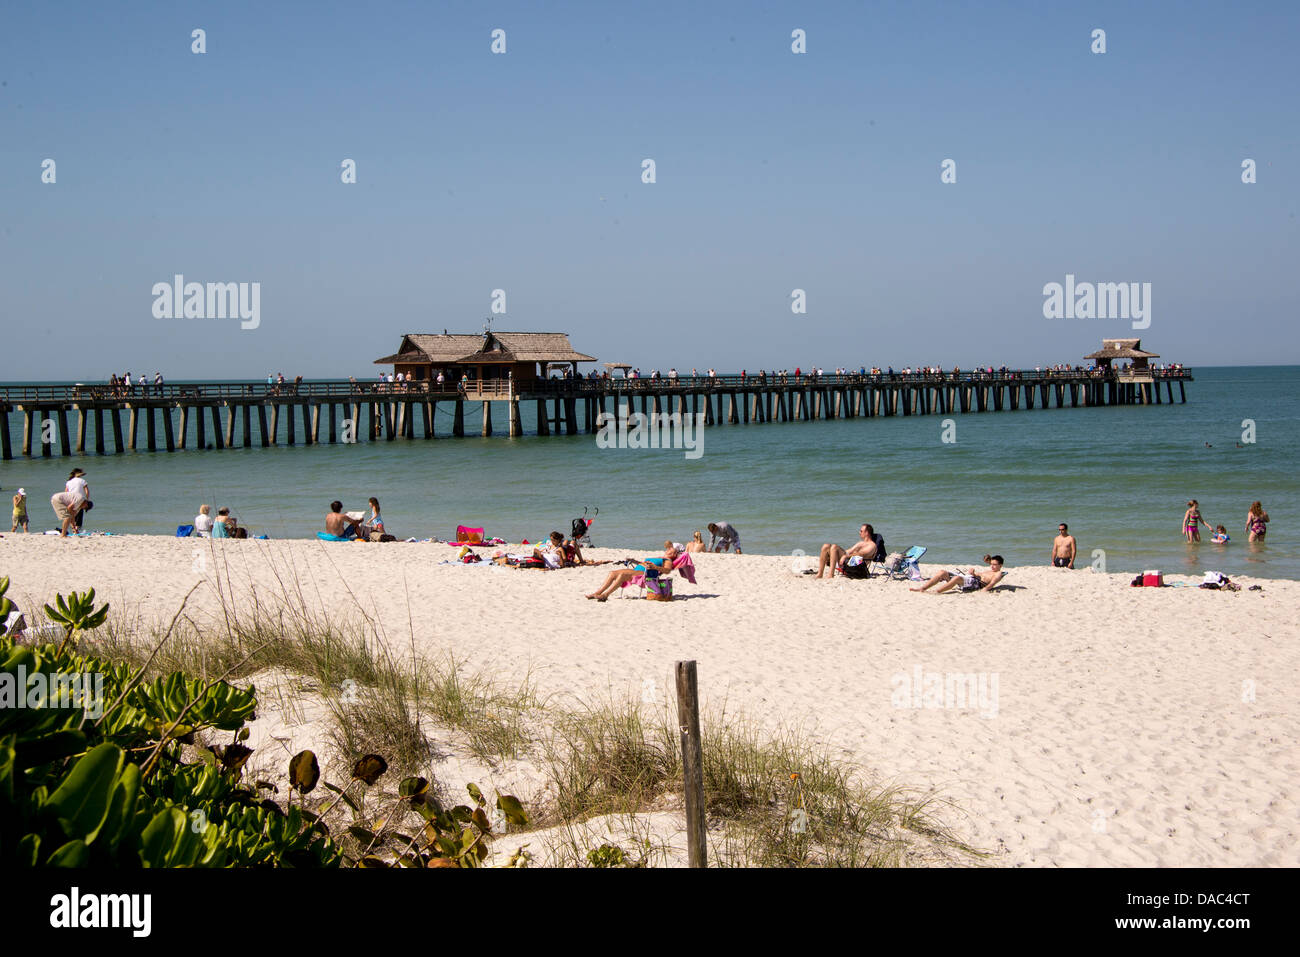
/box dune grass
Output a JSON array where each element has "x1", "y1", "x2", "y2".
[{"x1": 36, "y1": 552, "x2": 978, "y2": 867}]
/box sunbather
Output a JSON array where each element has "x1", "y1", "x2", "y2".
[
  {"x1": 814, "y1": 523, "x2": 879, "y2": 578},
  {"x1": 911, "y1": 555, "x2": 1005, "y2": 594},
  {"x1": 586, "y1": 541, "x2": 680, "y2": 601},
  {"x1": 325, "y1": 500, "x2": 361, "y2": 539}
]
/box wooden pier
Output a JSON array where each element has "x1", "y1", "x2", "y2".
[{"x1": 0, "y1": 369, "x2": 1191, "y2": 460}]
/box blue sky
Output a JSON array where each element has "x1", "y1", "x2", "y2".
[{"x1": 2, "y1": 0, "x2": 1296, "y2": 378}]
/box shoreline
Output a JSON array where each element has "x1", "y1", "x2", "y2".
[{"x1": 4, "y1": 531, "x2": 1297, "y2": 583}]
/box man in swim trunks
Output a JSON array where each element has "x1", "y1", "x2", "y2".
[
  {"x1": 1051, "y1": 523, "x2": 1076, "y2": 568},
  {"x1": 707, "y1": 521, "x2": 741, "y2": 554},
  {"x1": 911, "y1": 555, "x2": 1005, "y2": 594},
  {"x1": 325, "y1": 501, "x2": 361, "y2": 539},
  {"x1": 814, "y1": 523, "x2": 878, "y2": 579}
]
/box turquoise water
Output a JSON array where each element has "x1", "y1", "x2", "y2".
[{"x1": 3, "y1": 367, "x2": 1297, "y2": 579}]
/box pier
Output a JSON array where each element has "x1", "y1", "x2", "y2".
[{"x1": 0, "y1": 368, "x2": 1191, "y2": 460}]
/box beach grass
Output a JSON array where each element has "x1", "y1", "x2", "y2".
[{"x1": 51, "y1": 563, "x2": 978, "y2": 867}]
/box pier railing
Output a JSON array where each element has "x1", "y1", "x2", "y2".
[{"x1": 0, "y1": 368, "x2": 1191, "y2": 404}]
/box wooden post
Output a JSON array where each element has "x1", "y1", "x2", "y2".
[
  {"x1": 111, "y1": 408, "x2": 124, "y2": 453},
  {"x1": 453, "y1": 400, "x2": 465, "y2": 437},
  {"x1": 127, "y1": 405, "x2": 138, "y2": 450},
  {"x1": 676, "y1": 660, "x2": 707, "y2": 869},
  {"x1": 242, "y1": 403, "x2": 252, "y2": 447},
  {"x1": 210, "y1": 406, "x2": 225, "y2": 449},
  {"x1": 163, "y1": 405, "x2": 176, "y2": 452},
  {"x1": 58, "y1": 408, "x2": 71, "y2": 456},
  {"x1": 225, "y1": 404, "x2": 237, "y2": 447},
  {"x1": 481, "y1": 400, "x2": 493, "y2": 437},
  {"x1": 75, "y1": 405, "x2": 87, "y2": 454},
  {"x1": 0, "y1": 408, "x2": 11, "y2": 460}
]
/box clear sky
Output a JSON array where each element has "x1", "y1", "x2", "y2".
[{"x1": 2, "y1": 0, "x2": 1296, "y2": 379}]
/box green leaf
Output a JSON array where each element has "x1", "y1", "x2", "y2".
[
  {"x1": 45, "y1": 839, "x2": 90, "y2": 867},
  {"x1": 398, "y1": 776, "x2": 428, "y2": 799},
  {"x1": 46, "y1": 743, "x2": 124, "y2": 841},
  {"x1": 466, "y1": 782, "x2": 484, "y2": 805},
  {"x1": 496, "y1": 794, "x2": 528, "y2": 827}
]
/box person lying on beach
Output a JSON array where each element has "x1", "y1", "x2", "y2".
[
  {"x1": 325, "y1": 500, "x2": 362, "y2": 539},
  {"x1": 814, "y1": 523, "x2": 878, "y2": 578},
  {"x1": 707, "y1": 522, "x2": 741, "y2": 553},
  {"x1": 1051, "y1": 523, "x2": 1076, "y2": 568},
  {"x1": 911, "y1": 555, "x2": 1005, "y2": 594},
  {"x1": 586, "y1": 541, "x2": 679, "y2": 601}
]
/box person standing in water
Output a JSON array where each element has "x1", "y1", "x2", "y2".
[
  {"x1": 1245, "y1": 501, "x2": 1269, "y2": 542},
  {"x1": 1182, "y1": 500, "x2": 1210, "y2": 543}
]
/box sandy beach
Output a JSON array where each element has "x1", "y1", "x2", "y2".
[{"x1": 3, "y1": 534, "x2": 1297, "y2": 867}]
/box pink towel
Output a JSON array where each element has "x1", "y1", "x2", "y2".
[{"x1": 621, "y1": 552, "x2": 697, "y2": 590}]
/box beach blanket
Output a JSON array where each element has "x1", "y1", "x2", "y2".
[{"x1": 316, "y1": 532, "x2": 351, "y2": 542}]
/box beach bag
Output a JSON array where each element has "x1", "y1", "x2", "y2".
[
  {"x1": 456, "y1": 525, "x2": 484, "y2": 544},
  {"x1": 176, "y1": 524, "x2": 194, "y2": 537},
  {"x1": 841, "y1": 556, "x2": 872, "y2": 579},
  {"x1": 645, "y1": 578, "x2": 674, "y2": 601}
]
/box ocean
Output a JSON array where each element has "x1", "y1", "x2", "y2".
[{"x1": 2, "y1": 366, "x2": 1297, "y2": 580}]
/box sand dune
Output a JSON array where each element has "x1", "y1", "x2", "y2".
[{"x1": 3, "y1": 534, "x2": 1297, "y2": 866}]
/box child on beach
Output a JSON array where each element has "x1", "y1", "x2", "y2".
[
  {"x1": 1210, "y1": 525, "x2": 1230, "y2": 544},
  {"x1": 11, "y1": 489, "x2": 28, "y2": 532}
]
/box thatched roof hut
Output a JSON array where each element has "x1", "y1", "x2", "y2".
[
  {"x1": 375, "y1": 332, "x2": 596, "y2": 383},
  {"x1": 1084, "y1": 338, "x2": 1160, "y2": 370}
]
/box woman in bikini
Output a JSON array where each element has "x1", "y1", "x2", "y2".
[
  {"x1": 586, "y1": 541, "x2": 679, "y2": 601},
  {"x1": 1245, "y1": 501, "x2": 1269, "y2": 542},
  {"x1": 1182, "y1": 500, "x2": 1210, "y2": 543}
]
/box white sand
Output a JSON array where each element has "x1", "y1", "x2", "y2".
[{"x1": 3, "y1": 535, "x2": 1297, "y2": 866}]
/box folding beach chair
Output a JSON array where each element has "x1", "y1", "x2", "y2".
[{"x1": 885, "y1": 545, "x2": 927, "y2": 581}]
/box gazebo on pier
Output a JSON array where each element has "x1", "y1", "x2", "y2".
[
  {"x1": 374, "y1": 331, "x2": 596, "y2": 390},
  {"x1": 1085, "y1": 338, "x2": 1159, "y2": 377}
]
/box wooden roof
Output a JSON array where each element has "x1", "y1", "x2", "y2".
[
  {"x1": 375, "y1": 332, "x2": 595, "y2": 366},
  {"x1": 1084, "y1": 338, "x2": 1160, "y2": 360}
]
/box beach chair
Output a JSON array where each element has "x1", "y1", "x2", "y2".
[{"x1": 886, "y1": 546, "x2": 927, "y2": 581}]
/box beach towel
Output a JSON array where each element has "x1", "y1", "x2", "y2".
[
  {"x1": 316, "y1": 531, "x2": 351, "y2": 542},
  {"x1": 456, "y1": 525, "x2": 485, "y2": 544}
]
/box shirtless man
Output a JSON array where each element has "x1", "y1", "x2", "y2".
[
  {"x1": 1051, "y1": 523, "x2": 1077, "y2": 568},
  {"x1": 814, "y1": 523, "x2": 878, "y2": 579},
  {"x1": 912, "y1": 555, "x2": 1005, "y2": 594},
  {"x1": 325, "y1": 501, "x2": 361, "y2": 539}
]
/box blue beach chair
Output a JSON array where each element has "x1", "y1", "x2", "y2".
[{"x1": 887, "y1": 545, "x2": 927, "y2": 581}]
